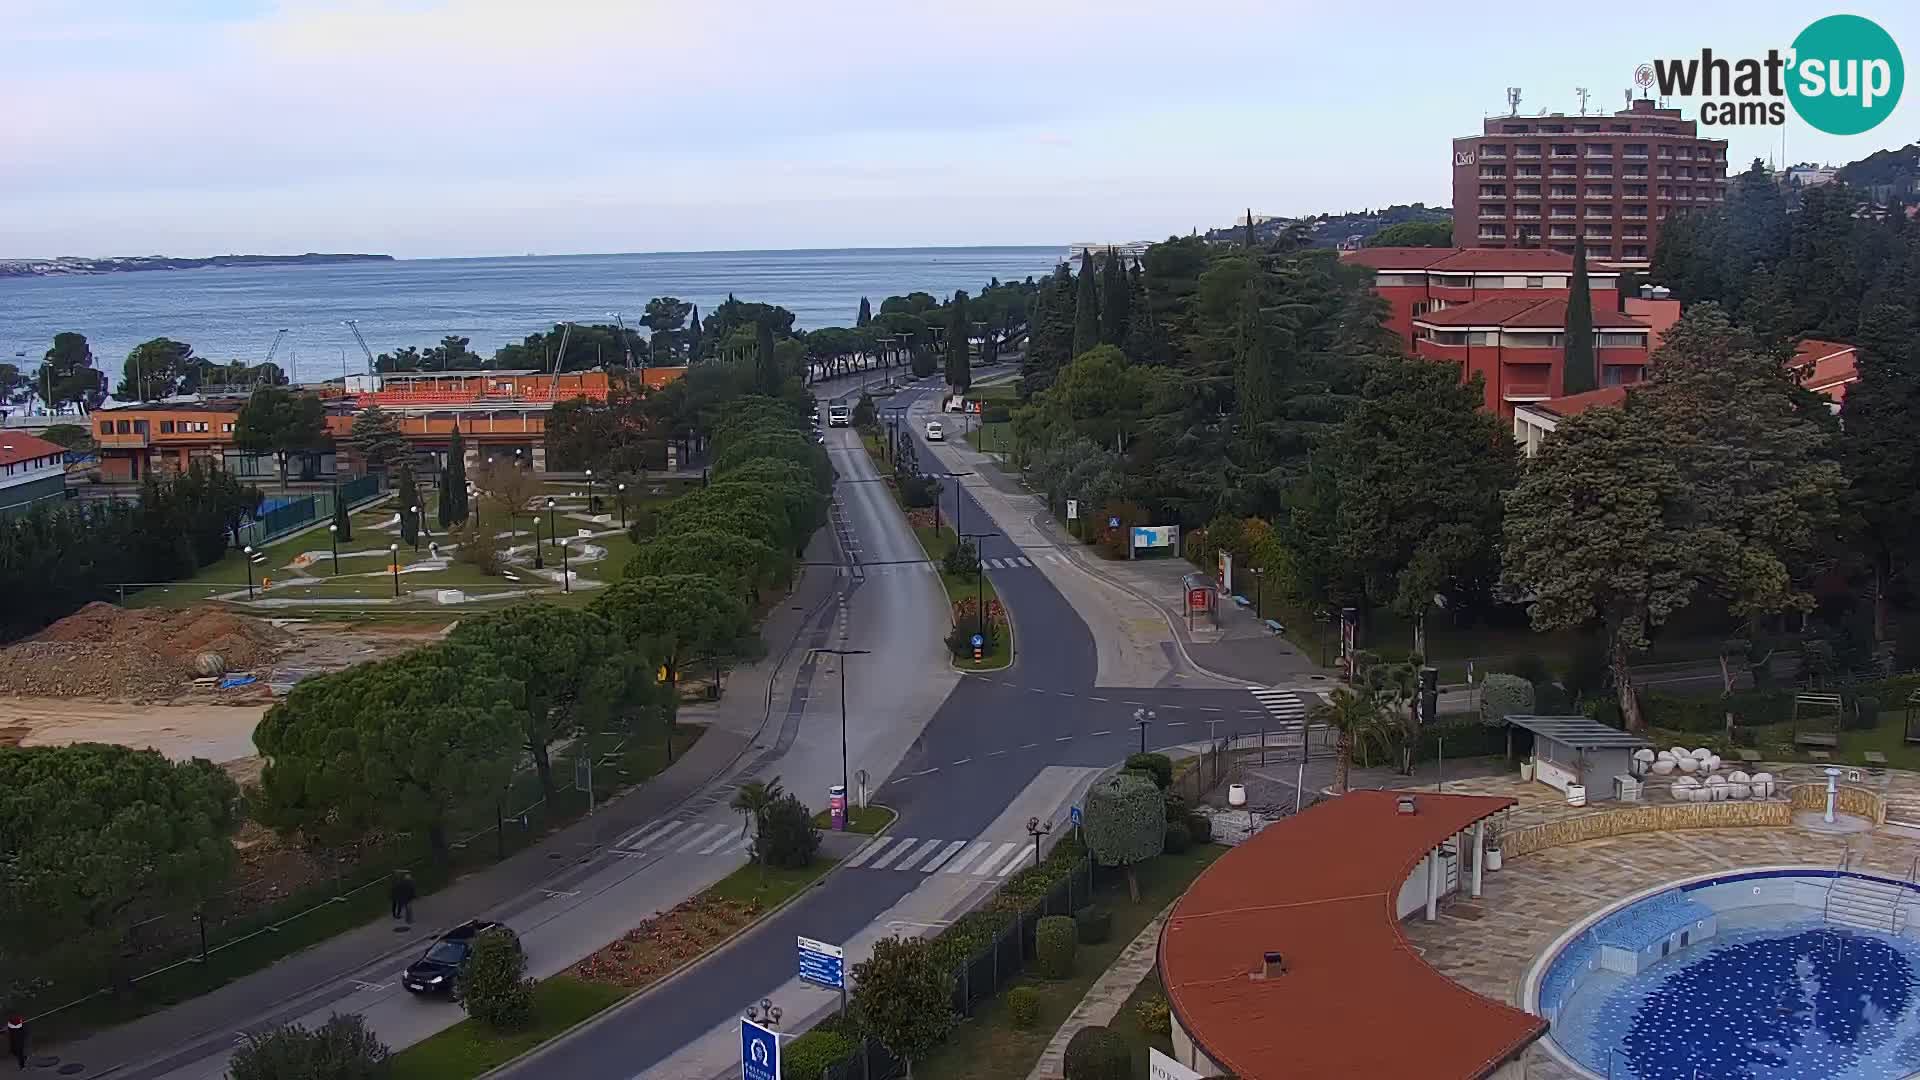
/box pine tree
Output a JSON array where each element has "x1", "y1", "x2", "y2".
[
  {"x1": 755, "y1": 319, "x2": 781, "y2": 395},
  {"x1": 945, "y1": 291, "x2": 971, "y2": 392},
  {"x1": 1562, "y1": 240, "x2": 1597, "y2": 395},
  {"x1": 685, "y1": 305, "x2": 702, "y2": 361},
  {"x1": 1122, "y1": 260, "x2": 1162, "y2": 364},
  {"x1": 445, "y1": 427, "x2": 469, "y2": 525},
  {"x1": 1100, "y1": 248, "x2": 1130, "y2": 347},
  {"x1": 1072, "y1": 249, "x2": 1100, "y2": 357},
  {"x1": 857, "y1": 297, "x2": 872, "y2": 327},
  {"x1": 398, "y1": 464, "x2": 421, "y2": 547}
]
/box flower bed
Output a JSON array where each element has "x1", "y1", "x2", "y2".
[
  {"x1": 951, "y1": 597, "x2": 1008, "y2": 629},
  {"x1": 571, "y1": 893, "x2": 763, "y2": 988}
]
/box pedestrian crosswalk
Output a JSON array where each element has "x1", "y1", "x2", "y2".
[
  {"x1": 842, "y1": 835, "x2": 1037, "y2": 877},
  {"x1": 612, "y1": 818, "x2": 753, "y2": 858},
  {"x1": 1249, "y1": 687, "x2": 1310, "y2": 730},
  {"x1": 849, "y1": 554, "x2": 1052, "y2": 577}
]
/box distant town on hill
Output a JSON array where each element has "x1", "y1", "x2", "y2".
[
  {"x1": 1200, "y1": 203, "x2": 1454, "y2": 249},
  {"x1": 0, "y1": 253, "x2": 394, "y2": 278}
]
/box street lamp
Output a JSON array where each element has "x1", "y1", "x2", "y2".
[
  {"x1": 1133, "y1": 706, "x2": 1157, "y2": 754},
  {"x1": 585, "y1": 468, "x2": 595, "y2": 513},
  {"x1": 1026, "y1": 815, "x2": 1053, "y2": 869},
  {"x1": 560, "y1": 538, "x2": 570, "y2": 593},
  {"x1": 243, "y1": 544, "x2": 255, "y2": 599},
  {"x1": 388, "y1": 543, "x2": 400, "y2": 597},
  {"x1": 616, "y1": 482, "x2": 628, "y2": 529},
  {"x1": 960, "y1": 531, "x2": 997, "y2": 647},
  {"x1": 327, "y1": 523, "x2": 339, "y2": 575},
  {"x1": 810, "y1": 647, "x2": 870, "y2": 827},
  {"x1": 544, "y1": 497, "x2": 557, "y2": 557},
  {"x1": 409, "y1": 504, "x2": 422, "y2": 552}
]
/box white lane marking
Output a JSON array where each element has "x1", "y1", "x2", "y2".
[
  {"x1": 674, "y1": 822, "x2": 731, "y2": 853},
  {"x1": 942, "y1": 840, "x2": 996, "y2": 875},
  {"x1": 1014, "y1": 556, "x2": 1033, "y2": 567},
  {"x1": 845, "y1": 836, "x2": 895, "y2": 868},
  {"x1": 989, "y1": 843, "x2": 1031, "y2": 877},
  {"x1": 921, "y1": 840, "x2": 968, "y2": 872},
  {"x1": 951, "y1": 758, "x2": 972, "y2": 766},
  {"x1": 1055, "y1": 735, "x2": 1073, "y2": 742},
  {"x1": 697, "y1": 830, "x2": 739, "y2": 855},
  {"x1": 867, "y1": 838, "x2": 915, "y2": 870},
  {"x1": 892, "y1": 839, "x2": 945, "y2": 871},
  {"x1": 1090, "y1": 729, "x2": 1111, "y2": 736},
  {"x1": 618, "y1": 819, "x2": 681, "y2": 849}
]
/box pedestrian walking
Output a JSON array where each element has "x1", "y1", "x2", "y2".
[
  {"x1": 7, "y1": 1015, "x2": 28, "y2": 1070},
  {"x1": 389, "y1": 871, "x2": 416, "y2": 924}
]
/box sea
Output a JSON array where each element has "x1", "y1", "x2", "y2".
[{"x1": 0, "y1": 247, "x2": 1063, "y2": 384}]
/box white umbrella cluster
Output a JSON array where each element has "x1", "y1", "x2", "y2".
[{"x1": 1635, "y1": 748, "x2": 1773, "y2": 801}]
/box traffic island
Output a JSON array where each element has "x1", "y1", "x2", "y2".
[{"x1": 811, "y1": 804, "x2": 897, "y2": 835}]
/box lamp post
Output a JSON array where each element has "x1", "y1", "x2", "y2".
[
  {"x1": 560, "y1": 538, "x2": 571, "y2": 593},
  {"x1": 960, "y1": 530, "x2": 997, "y2": 645},
  {"x1": 617, "y1": 482, "x2": 627, "y2": 529},
  {"x1": 327, "y1": 523, "x2": 339, "y2": 575},
  {"x1": 544, "y1": 496, "x2": 556, "y2": 556},
  {"x1": 409, "y1": 504, "x2": 422, "y2": 552},
  {"x1": 1133, "y1": 706, "x2": 1157, "y2": 755},
  {"x1": 388, "y1": 543, "x2": 400, "y2": 597},
  {"x1": 1026, "y1": 815, "x2": 1053, "y2": 869},
  {"x1": 809, "y1": 647, "x2": 870, "y2": 828},
  {"x1": 585, "y1": 468, "x2": 595, "y2": 513},
  {"x1": 243, "y1": 545, "x2": 255, "y2": 600}
]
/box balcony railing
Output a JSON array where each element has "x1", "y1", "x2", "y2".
[
  {"x1": 97, "y1": 431, "x2": 150, "y2": 449},
  {"x1": 1514, "y1": 151, "x2": 1542, "y2": 160},
  {"x1": 1548, "y1": 193, "x2": 1577, "y2": 201},
  {"x1": 1624, "y1": 152, "x2": 1649, "y2": 160},
  {"x1": 1479, "y1": 150, "x2": 1507, "y2": 160},
  {"x1": 1585, "y1": 151, "x2": 1614, "y2": 159},
  {"x1": 1513, "y1": 212, "x2": 1542, "y2": 220},
  {"x1": 1512, "y1": 192, "x2": 1541, "y2": 200},
  {"x1": 1479, "y1": 171, "x2": 1505, "y2": 179},
  {"x1": 1479, "y1": 212, "x2": 1508, "y2": 221}
]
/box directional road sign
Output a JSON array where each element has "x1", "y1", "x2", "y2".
[
  {"x1": 741, "y1": 1017, "x2": 780, "y2": 1080},
  {"x1": 797, "y1": 935, "x2": 845, "y2": 990},
  {"x1": 970, "y1": 633, "x2": 984, "y2": 648},
  {"x1": 1070, "y1": 805, "x2": 1082, "y2": 826}
]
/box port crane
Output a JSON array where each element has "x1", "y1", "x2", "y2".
[{"x1": 343, "y1": 319, "x2": 377, "y2": 378}]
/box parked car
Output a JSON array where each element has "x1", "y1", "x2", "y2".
[
  {"x1": 402, "y1": 919, "x2": 520, "y2": 999},
  {"x1": 925, "y1": 421, "x2": 944, "y2": 441}
]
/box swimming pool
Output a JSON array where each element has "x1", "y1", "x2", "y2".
[{"x1": 1531, "y1": 869, "x2": 1920, "y2": 1080}]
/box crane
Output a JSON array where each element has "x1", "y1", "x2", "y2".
[
  {"x1": 342, "y1": 319, "x2": 377, "y2": 380},
  {"x1": 548, "y1": 321, "x2": 574, "y2": 397},
  {"x1": 264, "y1": 328, "x2": 289, "y2": 365},
  {"x1": 607, "y1": 312, "x2": 632, "y2": 367}
]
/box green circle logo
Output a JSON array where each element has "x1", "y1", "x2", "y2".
[{"x1": 1788, "y1": 15, "x2": 1904, "y2": 135}]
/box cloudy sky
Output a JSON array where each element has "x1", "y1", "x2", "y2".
[{"x1": 2, "y1": 0, "x2": 1914, "y2": 259}]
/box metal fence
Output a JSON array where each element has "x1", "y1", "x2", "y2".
[
  {"x1": 240, "y1": 472, "x2": 385, "y2": 547},
  {"x1": 820, "y1": 855, "x2": 1096, "y2": 1080}
]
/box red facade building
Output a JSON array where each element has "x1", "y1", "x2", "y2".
[{"x1": 1450, "y1": 99, "x2": 1728, "y2": 266}]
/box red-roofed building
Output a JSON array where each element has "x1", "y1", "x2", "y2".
[
  {"x1": 1411, "y1": 297, "x2": 1651, "y2": 414},
  {"x1": 1341, "y1": 247, "x2": 1622, "y2": 348},
  {"x1": 1512, "y1": 386, "x2": 1633, "y2": 456},
  {"x1": 1790, "y1": 338, "x2": 1858, "y2": 410},
  {"x1": 0, "y1": 431, "x2": 70, "y2": 515}
]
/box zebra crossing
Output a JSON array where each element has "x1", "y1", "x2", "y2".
[
  {"x1": 612, "y1": 818, "x2": 753, "y2": 859},
  {"x1": 848, "y1": 554, "x2": 1058, "y2": 576},
  {"x1": 842, "y1": 834, "x2": 1037, "y2": 878},
  {"x1": 1249, "y1": 686, "x2": 1311, "y2": 731}
]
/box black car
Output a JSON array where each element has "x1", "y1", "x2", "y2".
[{"x1": 402, "y1": 919, "x2": 519, "y2": 998}]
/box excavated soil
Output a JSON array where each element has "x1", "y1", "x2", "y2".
[{"x1": 0, "y1": 602, "x2": 294, "y2": 701}]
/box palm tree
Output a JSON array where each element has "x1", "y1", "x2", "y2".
[
  {"x1": 730, "y1": 776, "x2": 784, "y2": 877},
  {"x1": 1309, "y1": 688, "x2": 1401, "y2": 794}
]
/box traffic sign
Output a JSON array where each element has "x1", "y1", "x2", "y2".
[
  {"x1": 1069, "y1": 805, "x2": 1082, "y2": 826},
  {"x1": 1108, "y1": 516, "x2": 1121, "y2": 528},
  {"x1": 1066, "y1": 499, "x2": 1078, "y2": 520},
  {"x1": 970, "y1": 633, "x2": 984, "y2": 648},
  {"x1": 797, "y1": 935, "x2": 845, "y2": 990},
  {"x1": 741, "y1": 1017, "x2": 780, "y2": 1080}
]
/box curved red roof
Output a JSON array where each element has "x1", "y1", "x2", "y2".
[{"x1": 1160, "y1": 790, "x2": 1544, "y2": 1079}]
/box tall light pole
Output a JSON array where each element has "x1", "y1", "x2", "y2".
[
  {"x1": 1026, "y1": 815, "x2": 1053, "y2": 868},
  {"x1": 617, "y1": 482, "x2": 628, "y2": 529},
  {"x1": 243, "y1": 545, "x2": 256, "y2": 600},
  {"x1": 585, "y1": 468, "x2": 595, "y2": 513},
  {"x1": 1133, "y1": 706, "x2": 1157, "y2": 755},
  {"x1": 327, "y1": 523, "x2": 339, "y2": 575},
  {"x1": 389, "y1": 543, "x2": 400, "y2": 597},
  {"x1": 1250, "y1": 566, "x2": 1266, "y2": 620},
  {"x1": 960, "y1": 531, "x2": 997, "y2": 645},
  {"x1": 544, "y1": 497, "x2": 557, "y2": 558},
  {"x1": 560, "y1": 538, "x2": 571, "y2": 593},
  {"x1": 809, "y1": 647, "x2": 870, "y2": 829},
  {"x1": 409, "y1": 504, "x2": 422, "y2": 552}
]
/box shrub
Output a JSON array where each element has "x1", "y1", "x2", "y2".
[
  {"x1": 942, "y1": 536, "x2": 979, "y2": 578},
  {"x1": 761, "y1": 793, "x2": 822, "y2": 869},
  {"x1": 461, "y1": 929, "x2": 534, "y2": 1031},
  {"x1": 782, "y1": 1028, "x2": 857, "y2": 1080},
  {"x1": 1063, "y1": 1025, "x2": 1131, "y2": 1080},
  {"x1": 1532, "y1": 680, "x2": 1570, "y2": 715},
  {"x1": 983, "y1": 404, "x2": 1011, "y2": 423},
  {"x1": 1185, "y1": 813, "x2": 1213, "y2": 843},
  {"x1": 1006, "y1": 985, "x2": 1042, "y2": 1029},
  {"x1": 1134, "y1": 993, "x2": 1172, "y2": 1037},
  {"x1": 899, "y1": 474, "x2": 941, "y2": 508},
  {"x1": 1084, "y1": 772, "x2": 1166, "y2": 902},
  {"x1": 1480, "y1": 673, "x2": 1534, "y2": 726},
  {"x1": 230, "y1": 1014, "x2": 390, "y2": 1080},
  {"x1": 1163, "y1": 792, "x2": 1188, "y2": 823},
  {"x1": 1074, "y1": 905, "x2": 1112, "y2": 944},
  {"x1": 1164, "y1": 821, "x2": 1191, "y2": 854},
  {"x1": 946, "y1": 621, "x2": 1000, "y2": 660},
  {"x1": 1125, "y1": 752, "x2": 1173, "y2": 790},
  {"x1": 1035, "y1": 915, "x2": 1078, "y2": 978}
]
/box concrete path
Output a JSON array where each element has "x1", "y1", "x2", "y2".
[{"x1": 1026, "y1": 899, "x2": 1178, "y2": 1080}]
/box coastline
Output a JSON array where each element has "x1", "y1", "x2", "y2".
[{"x1": 0, "y1": 253, "x2": 393, "y2": 278}]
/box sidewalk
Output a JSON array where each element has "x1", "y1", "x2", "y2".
[{"x1": 44, "y1": 531, "x2": 847, "y2": 1079}]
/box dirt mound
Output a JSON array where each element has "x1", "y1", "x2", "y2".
[{"x1": 0, "y1": 604, "x2": 294, "y2": 701}]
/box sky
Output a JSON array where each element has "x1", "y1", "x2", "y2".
[{"x1": 1, "y1": 0, "x2": 1915, "y2": 259}]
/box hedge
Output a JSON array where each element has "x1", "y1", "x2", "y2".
[
  {"x1": 1063, "y1": 1026, "x2": 1131, "y2": 1080},
  {"x1": 1035, "y1": 915, "x2": 1077, "y2": 978},
  {"x1": 783, "y1": 1028, "x2": 857, "y2": 1080},
  {"x1": 1007, "y1": 985, "x2": 1041, "y2": 1028}
]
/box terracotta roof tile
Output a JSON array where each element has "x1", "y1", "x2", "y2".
[
  {"x1": 1534, "y1": 385, "x2": 1634, "y2": 417},
  {"x1": 0, "y1": 432, "x2": 66, "y2": 468},
  {"x1": 1160, "y1": 790, "x2": 1542, "y2": 1080},
  {"x1": 1414, "y1": 297, "x2": 1646, "y2": 329}
]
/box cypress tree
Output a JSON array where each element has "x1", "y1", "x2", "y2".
[
  {"x1": 1562, "y1": 239, "x2": 1597, "y2": 395},
  {"x1": 435, "y1": 457, "x2": 452, "y2": 529},
  {"x1": 945, "y1": 291, "x2": 971, "y2": 392},
  {"x1": 398, "y1": 464, "x2": 421, "y2": 547},
  {"x1": 857, "y1": 297, "x2": 872, "y2": 327},
  {"x1": 755, "y1": 318, "x2": 781, "y2": 394},
  {"x1": 1100, "y1": 248, "x2": 1129, "y2": 347},
  {"x1": 1122, "y1": 260, "x2": 1161, "y2": 364},
  {"x1": 686, "y1": 305, "x2": 701, "y2": 361},
  {"x1": 1072, "y1": 249, "x2": 1100, "y2": 357},
  {"x1": 331, "y1": 488, "x2": 352, "y2": 543},
  {"x1": 445, "y1": 426, "x2": 468, "y2": 524}
]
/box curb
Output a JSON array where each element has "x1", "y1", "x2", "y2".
[{"x1": 472, "y1": 855, "x2": 848, "y2": 1080}]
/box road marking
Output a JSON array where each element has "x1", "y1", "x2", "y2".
[
  {"x1": 1019, "y1": 742, "x2": 1039, "y2": 749},
  {"x1": 1056, "y1": 691, "x2": 1075, "y2": 698},
  {"x1": 1089, "y1": 696, "x2": 1108, "y2": 702},
  {"x1": 1014, "y1": 556, "x2": 1033, "y2": 567},
  {"x1": 893, "y1": 839, "x2": 945, "y2": 871},
  {"x1": 989, "y1": 843, "x2": 1031, "y2": 876},
  {"x1": 542, "y1": 888, "x2": 581, "y2": 899},
  {"x1": 921, "y1": 840, "x2": 968, "y2": 872},
  {"x1": 1123, "y1": 700, "x2": 1144, "y2": 706},
  {"x1": 1165, "y1": 720, "x2": 1186, "y2": 726},
  {"x1": 867, "y1": 838, "x2": 914, "y2": 869},
  {"x1": 989, "y1": 749, "x2": 1007, "y2": 756},
  {"x1": 942, "y1": 840, "x2": 997, "y2": 875},
  {"x1": 350, "y1": 979, "x2": 391, "y2": 991},
  {"x1": 845, "y1": 836, "x2": 894, "y2": 868},
  {"x1": 913, "y1": 767, "x2": 941, "y2": 777},
  {"x1": 675, "y1": 822, "x2": 731, "y2": 853},
  {"x1": 619, "y1": 819, "x2": 682, "y2": 849},
  {"x1": 1029, "y1": 688, "x2": 1046, "y2": 694},
  {"x1": 1200, "y1": 707, "x2": 1223, "y2": 712},
  {"x1": 1090, "y1": 729, "x2": 1111, "y2": 736},
  {"x1": 697, "y1": 830, "x2": 740, "y2": 855},
  {"x1": 951, "y1": 757, "x2": 972, "y2": 766},
  {"x1": 1000, "y1": 680, "x2": 1018, "y2": 687},
  {"x1": 1055, "y1": 735, "x2": 1073, "y2": 742}
]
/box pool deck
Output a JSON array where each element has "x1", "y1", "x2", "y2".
[{"x1": 1398, "y1": 772, "x2": 1920, "y2": 1079}]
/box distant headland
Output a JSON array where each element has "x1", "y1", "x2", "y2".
[{"x1": 0, "y1": 253, "x2": 394, "y2": 278}]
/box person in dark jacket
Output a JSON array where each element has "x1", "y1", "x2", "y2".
[
  {"x1": 7, "y1": 1015, "x2": 27, "y2": 1070},
  {"x1": 389, "y1": 871, "x2": 416, "y2": 924}
]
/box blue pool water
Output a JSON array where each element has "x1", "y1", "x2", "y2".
[{"x1": 1542, "y1": 876, "x2": 1920, "y2": 1080}]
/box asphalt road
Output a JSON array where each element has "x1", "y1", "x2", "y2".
[{"x1": 498, "y1": 372, "x2": 1306, "y2": 1079}]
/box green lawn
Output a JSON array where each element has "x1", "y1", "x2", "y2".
[
  {"x1": 390, "y1": 976, "x2": 627, "y2": 1080},
  {"x1": 911, "y1": 844, "x2": 1225, "y2": 1080},
  {"x1": 964, "y1": 421, "x2": 1012, "y2": 455},
  {"x1": 912, "y1": 524, "x2": 1012, "y2": 670},
  {"x1": 811, "y1": 804, "x2": 896, "y2": 834},
  {"x1": 706, "y1": 855, "x2": 841, "y2": 908}
]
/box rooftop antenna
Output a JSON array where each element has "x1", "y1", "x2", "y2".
[
  {"x1": 1576, "y1": 87, "x2": 1590, "y2": 116},
  {"x1": 1506, "y1": 87, "x2": 1523, "y2": 116},
  {"x1": 1624, "y1": 89, "x2": 1633, "y2": 110}
]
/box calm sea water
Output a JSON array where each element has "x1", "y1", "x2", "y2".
[{"x1": 0, "y1": 247, "x2": 1062, "y2": 384}]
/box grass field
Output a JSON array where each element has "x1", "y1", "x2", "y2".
[{"x1": 811, "y1": 804, "x2": 896, "y2": 834}]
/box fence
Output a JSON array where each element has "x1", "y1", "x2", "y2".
[
  {"x1": 821, "y1": 854, "x2": 1096, "y2": 1080},
  {"x1": 240, "y1": 472, "x2": 385, "y2": 547}
]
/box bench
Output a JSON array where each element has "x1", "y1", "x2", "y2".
[
  {"x1": 1264, "y1": 619, "x2": 1285, "y2": 635},
  {"x1": 1794, "y1": 731, "x2": 1840, "y2": 749},
  {"x1": 1231, "y1": 595, "x2": 1252, "y2": 609}
]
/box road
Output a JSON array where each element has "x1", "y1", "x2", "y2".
[{"x1": 497, "y1": 369, "x2": 1314, "y2": 1079}]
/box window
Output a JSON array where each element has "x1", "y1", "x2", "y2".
[
  {"x1": 160, "y1": 420, "x2": 175, "y2": 433},
  {"x1": 222, "y1": 422, "x2": 235, "y2": 433},
  {"x1": 99, "y1": 421, "x2": 112, "y2": 435},
  {"x1": 116, "y1": 420, "x2": 131, "y2": 434},
  {"x1": 1505, "y1": 331, "x2": 1565, "y2": 349},
  {"x1": 1596, "y1": 332, "x2": 1648, "y2": 348},
  {"x1": 1467, "y1": 330, "x2": 1498, "y2": 346},
  {"x1": 1423, "y1": 329, "x2": 1469, "y2": 346},
  {"x1": 1526, "y1": 276, "x2": 1545, "y2": 288},
  {"x1": 1432, "y1": 274, "x2": 1472, "y2": 288}
]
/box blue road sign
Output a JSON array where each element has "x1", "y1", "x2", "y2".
[
  {"x1": 1069, "y1": 805, "x2": 1082, "y2": 826},
  {"x1": 742, "y1": 1017, "x2": 780, "y2": 1080},
  {"x1": 797, "y1": 935, "x2": 845, "y2": 990},
  {"x1": 970, "y1": 633, "x2": 984, "y2": 648},
  {"x1": 1108, "y1": 516, "x2": 1121, "y2": 528}
]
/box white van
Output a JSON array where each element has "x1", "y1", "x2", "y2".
[
  {"x1": 925, "y1": 420, "x2": 944, "y2": 441},
  {"x1": 827, "y1": 404, "x2": 851, "y2": 428}
]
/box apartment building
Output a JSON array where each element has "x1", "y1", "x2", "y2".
[
  {"x1": 0, "y1": 432, "x2": 69, "y2": 515},
  {"x1": 1412, "y1": 297, "x2": 1652, "y2": 414},
  {"x1": 1452, "y1": 99, "x2": 1728, "y2": 266},
  {"x1": 1341, "y1": 246, "x2": 1621, "y2": 349}
]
